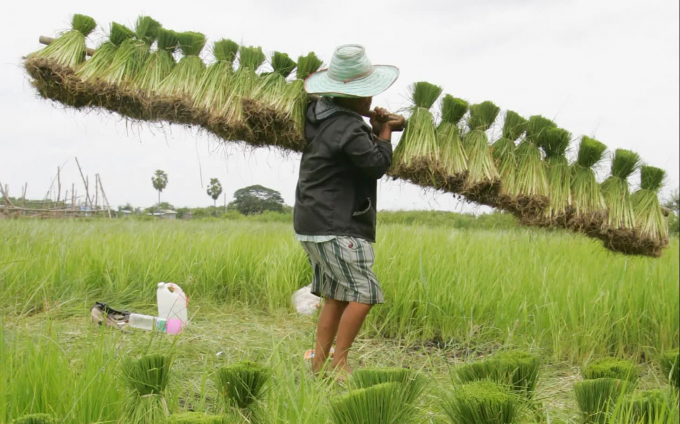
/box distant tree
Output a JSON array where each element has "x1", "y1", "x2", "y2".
[
  {"x1": 228, "y1": 185, "x2": 285, "y2": 215},
  {"x1": 665, "y1": 188, "x2": 679, "y2": 234},
  {"x1": 151, "y1": 170, "x2": 168, "y2": 207},
  {"x1": 207, "y1": 178, "x2": 223, "y2": 207},
  {"x1": 118, "y1": 203, "x2": 134, "y2": 212}
]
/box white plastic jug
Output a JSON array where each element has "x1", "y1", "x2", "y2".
[{"x1": 157, "y1": 282, "x2": 189, "y2": 325}]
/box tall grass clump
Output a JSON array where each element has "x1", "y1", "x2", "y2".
[
  {"x1": 351, "y1": 367, "x2": 427, "y2": 407},
  {"x1": 660, "y1": 349, "x2": 679, "y2": 389},
  {"x1": 574, "y1": 378, "x2": 634, "y2": 424},
  {"x1": 514, "y1": 115, "x2": 553, "y2": 215},
  {"x1": 330, "y1": 382, "x2": 407, "y2": 424},
  {"x1": 157, "y1": 31, "x2": 207, "y2": 100},
  {"x1": 121, "y1": 354, "x2": 172, "y2": 424},
  {"x1": 216, "y1": 361, "x2": 270, "y2": 410},
  {"x1": 601, "y1": 149, "x2": 641, "y2": 230},
  {"x1": 76, "y1": 22, "x2": 135, "y2": 82},
  {"x1": 31, "y1": 14, "x2": 96, "y2": 69},
  {"x1": 103, "y1": 16, "x2": 161, "y2": 86},
  {"x1": 12, "y1": 414, "x2": 59, "y2": 424},
  {"x1": 391, "y1": 82, "x2": 444, "y2": 187},
  {"x1": 453, "y1": 350, "x2": 541, "y2": 398},
  {"x1": 570, "y1": 136, "x2": 607, "y2": 230},
  {"x1": 440, "y1": 380, "x2": 520, "y2": 424},
  {"x1": 493, "y1": 110, "x2": 528, "y2": 203},
  {"x1": 631, "y1": 166, "x2": 669, "y2": 248},
  {"x1": 614, "y1": 390, "x2": 679, "y2": 424},
  {"x1": 462, "y1": 101, "x2": 501, "y2": 198},
  {"x1": 134, "y1": 28, "x2": 179, "y2": 93},
  {"x1": 437, "y1": 95, "x2": 470, "y2": 191},
  {"x1": 538, "y1": 127, "x2": 572, "y2": 223}
]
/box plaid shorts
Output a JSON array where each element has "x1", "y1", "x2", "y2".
[{"x1": 300, "y1": 236, "x2": 384, "y2": 304}]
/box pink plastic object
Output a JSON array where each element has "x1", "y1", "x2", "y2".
[{"x1": 167, "y1": 318, "x2": 182, "y2": 335}]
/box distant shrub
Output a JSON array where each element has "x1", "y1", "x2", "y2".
[
  {"x1": 440, "y1": 380, "x2": 520, "y2": 424},
  {"x1": 378, "y1": 210, "x2": 518, "y2": 230},
  {"x1": 582, "y1": 357, "x2": 638, "y2": 383}
]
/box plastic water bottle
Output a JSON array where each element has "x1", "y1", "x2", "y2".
[
  {"x1": 128, "y1": 313, "x2": 167, "y2": 332},
  {"x1": 157, "y1": 282, "x2": 189, "y2": 326}
]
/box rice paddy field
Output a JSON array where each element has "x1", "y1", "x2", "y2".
[{"x1": 1, "y1": 219, "x2": 678, "y2": 423}]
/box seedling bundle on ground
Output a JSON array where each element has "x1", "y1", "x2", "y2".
[{"x1": 24, "y1": 13, "x2": 673, "y2": 257}]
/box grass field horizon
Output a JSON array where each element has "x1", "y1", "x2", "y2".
[{"x1": 1, "y1": 219, "x2": 678, "y2": 423}]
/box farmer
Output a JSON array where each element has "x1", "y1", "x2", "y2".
[{"x1": 294, "y1": 44, "x2": 405, "y2": 377}]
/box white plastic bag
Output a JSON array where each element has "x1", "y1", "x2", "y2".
[{"x1": 292, "y1": 284, "x2": 320, "y2": 315}]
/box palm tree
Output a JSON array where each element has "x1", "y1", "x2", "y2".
[{"x1": 151, "y1": 170, "x2": 168, "y2": 211}]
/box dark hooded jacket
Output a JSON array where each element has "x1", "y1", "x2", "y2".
[{"x1": 293, "y1": 101, "x2": 392, "y2": 242}]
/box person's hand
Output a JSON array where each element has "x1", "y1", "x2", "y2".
[
  {"x1": 370, "y1": 108, "x2": 406, "y2": 135},
  {"x1": 385, "y1": 114, "x2": 406, "y2": 132}
]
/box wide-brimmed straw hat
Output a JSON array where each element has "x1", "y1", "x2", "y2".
[{"x1": 304, "y1": 44, "x2": 399, "y2": 98}]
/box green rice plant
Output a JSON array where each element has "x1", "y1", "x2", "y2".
[
  {"x1": 329, "y1": 382, "x2": 407, "y2": 424},
  {"x1": 12, "y1": 414, "x2": 59, "y2": 424},
  {"x1": 440, "y1": 380, "x2": 520, "y2": 424},
  {"x1": 168, "y1": 412, "x2": 228, "y2": 423},
  {"x1": 134, "y1": 28, "x2": 179, "y2": 93},
  {"x1": 631, "y1": 166, "x2": 668, "y2": 245},
  {"x1": 437, "y1": 95, "x2": 469, "y2": 189},
  {"x1": 121, "y1": 354, "x2": 172, "y2": 424},
  {"x1": 574, "y1": 378, "x2": 633, "y2": 424},
  {"x1": 247, "y1": 51, "x2": 297, "y2": 107},
  {"x1": 600, "y1": 149, "x2": 641, "y2": 230},
  {"x1": 103, "y1": 16, "x2": 161, "y2": 86},
  {"x1": 614, "y1": 390, "x2": 677, "y2": 424},
  {"x1": 76, "y1": 22, "x2": 135, "y2": 82},
  {"x1": 570, "y1": 136, "x2": 608, "y2": 225},
  {"x1": 514, "y1": 115, "x2": 553, "y2": 207},
  {"x1": 193, "y1": 39, "x2": 239, "y2": 114},
  {"x1": 660, "y1": 349, "x2": 679, "y2": 388},
  {"x1": 492, "y1": 110, "x2": 528, "y2": 198},
  {"x1": 157, "y1": 31, "x2": 207, "y2": 99},
  {"x1": 216, "y1": 361, "x2": 271, "y2": 409},
  {"x1": 462, "y1": 101, "x2": 501, "y2": 193},
  {"x1": 391, "y1": 82, "x2": 444, "y2": 184},
  {"x1": 453, "y1": 350, "x2": 541, "y2": 398},
  {"x1": 538, "y1": 127, "x2": 573, "y2": 220},
  {"x1": 582, "y1": 357, "x2": 639, "y2": 383},
  {"x1": 32, "y1": 14, "x2": 96, "y2": 68},
  {"x1": 351, "y1": 367, "x2": 427, "y2": 406}
]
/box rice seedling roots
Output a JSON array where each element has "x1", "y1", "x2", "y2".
[{"x1": 242, "y1": 99, "x2": 306, "y2": 152}]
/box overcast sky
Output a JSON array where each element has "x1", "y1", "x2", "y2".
[{"x1": 0, "y1": 0, "x2": 677, "y2": 211}]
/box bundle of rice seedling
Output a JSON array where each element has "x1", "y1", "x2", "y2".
[
  {"x1": 570, "y1": 136, "x2": 608, "y2": 231},
  {"x1": 492, "y1": 110, "x2": 528, "y2": 206},
  {"x1": 330, "y1": 382, "x2": 406, "y2": 424},
  {"x1": 512, "y1": 115, "x2": 553, "y2": 219},
  {"x1": 281, "y1": 52, "x2": 324, "y2": 130},
  {"x1": 351, "y1": 367, "x2": 427, "y2": 406},
  {"x1": 582, "y1": 357, "x2": 639, "y2": 383},
  {"x1": 29, "y1": 14, "x2": 96, "y2": 69},
  {"x1": 120, "y1": 354, "x2": 172, "y2": 424},
  {"x1": 660, "y1": 349, "x2": 679, "y2": 389},
  {"x1": 12, "y1": 414, "x2": 59, "y2": 424},
  {"x1": 440, "y1": 380, "x2": 520, "y2": 424},
  {"x1": 168, "y1": 412, "x2": 228, "y2": 424},
  {"x1": 134, "y1": 28, "x2": 179, "y2": 94},
  {"x1": 103, "y1": 16, "x2": 161, "y2": 87},
  {"x1": 157, "y1": 31, "x2": 206, "y2": 101},
  {"x1": 537, "y1": 127, "x2": 572, "y2": 224},
  {"x1": 436, "y1": 95, "x2": 469, "y2": 192},
  {"x1": 616, "y1": 390, "x2": 677, "y2": 424},
  {"x1": 601, "y1": 150, "x2": 640, "y2": 229},
  {"x1": 208, "y1": 45, "x2": 266, "y2": 142},
  {"x1": 390, "y1": 82, "x2": 444, "y2": 188},
  {"x1": 76, "y1": 22, "x2": 135, "y2": 83},
  {"x1": 574, "y1": 378, "x2": 633, "y2": 424},
  {"x1": 216, "y1": 361, "x2": 270, "y2": 410},
  {"x1": 462, "y1": 101, "x2": 501, "y2": 203},
  {"x1": 454, "y1": 350, "x2": 541, "y2": 398},
  {"x1": 631, "y1": 166, "x2": 669, "y2": 251}
]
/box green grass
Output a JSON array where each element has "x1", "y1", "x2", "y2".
[{"x1": 0, "y1": 220, "x2": 677, "y2": 362}]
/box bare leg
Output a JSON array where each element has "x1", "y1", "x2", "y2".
[
  {"x1": 331, "y1": 302, "x2": 374, "y2": 374},
  {"x1": 312, "y1": 298, "x2": 348, "y2": 375}
]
